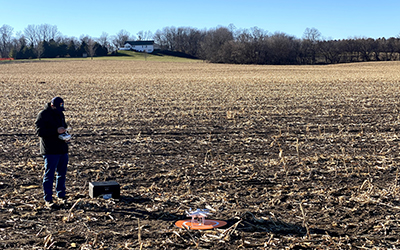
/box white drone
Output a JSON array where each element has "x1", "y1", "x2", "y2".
[{"x1": 186, "y1": 208, "x2": 212, "y2": 226}]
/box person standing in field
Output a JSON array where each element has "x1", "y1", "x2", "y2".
[{"x1": 35, "y1": 97, "x2": 70, "y2": 207}]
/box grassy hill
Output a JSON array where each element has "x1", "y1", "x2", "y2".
[{"x1": 105, "y1": 50, "x2": 201, "y2": 62}]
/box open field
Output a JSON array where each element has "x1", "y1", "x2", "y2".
[{"x1": 1, "y1": 60, "x2": 400, "y2": 249}]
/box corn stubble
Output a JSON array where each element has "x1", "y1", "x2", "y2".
[{"x1": 1, "y1": 60, "x2": 400, "y2": 249}]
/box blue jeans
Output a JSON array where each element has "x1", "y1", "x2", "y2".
[{"x1": 42, "y1": 154, "x2": 68, "y2": 201}]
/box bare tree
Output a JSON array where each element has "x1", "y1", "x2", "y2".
[
  {"x1": 0, "y1": 24, "x2": 14, "y2": 58},
  {"x1": 136, "y1": 30, "x2": 153, "y2": 41},
  {"x1": 79, "y1": 35, "x2": 92, "y2": 44},
  {"x1": 250, "y1": 26, "x2": 268, "y2": 41},
  {"x1": 200, "y1": 26, "x2": 234, "y2": 62},
  {"x1": 303, "y1": 27, "x2": 321, "y2": 42},
  {"x1": 86, "y1": 38, "x2": 96, "y2": 59},
  {"x1": 12, "y1": 32, "x2": 26, "y2": 50},
  {"x1": 382, "y1": 37, "x2": 399, "y2": 61},
  {"x1": 319, "y1": 40, "x2": 342, "y2": 63},
  {"x1": 136, "y1": 31, "x2": 142, "y2": 41},
  {"x1": 24, "y1": 24, "x2": 39, "y2": 46},
  {"x1": 36, "y1": 41, "x2": 44, "y2": 60},
  {"x1": 343, "y1": 38, "x2": 360, "y2": 62},
  {"x1": 98, "y1": 32, "x2": 110, "y2": 48},
  {"x1": 268, "y1": 32, "x2": 300, "y2": 64},
  {"x1": 38, "y1": 24, "x2": 59, "y2": 42},
  {"x1": 112, "y1": 29, "x2": 130, "y2": 50},
  {"x1": 302, "y1": 28, "x2": 321, "y2": 64},
  {"x1": 154, "y1": 26, "x2": 203, "y2": 57},
  {"x1": 180, "y1": 27, "x2": 203, "y2": 56},
  {"x1": 358, "y1": 38, "x2": 377, "y2": 61},
  {"x1": 163, "y1": 26, "x2": 177, "y2": 51},
  {"x1": 153, "y1": 29, "x2": 166, "y2": 49},
  {"x1": 228, "y1": 23, "x2": 238, "y2": 39},
  {"x1": 23, "y1": 24, "x2": 60, "y2": 47},
  {"x1": 228, "y1": 27, "x2": 269, "y2": 64}
]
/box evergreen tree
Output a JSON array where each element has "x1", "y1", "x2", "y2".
[
  {"x1": 95, "y1": 44, "x2": 108, "y2": 56},
  {"x1": 19, "y1": 45, "x2": 35, "y2": 59},
  {"x1": 58, "y1": 43, "x2": 68, "y2": 57},
  {"x1": 67, "y1": 40, "x2": 77, "y2": 57},
  {"x1": 77, "y1": 41, "x2": 87, "y2": 57}
]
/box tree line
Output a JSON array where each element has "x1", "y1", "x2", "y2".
[
  {"x1": 0, "y1": 24, "x2": 110, "y2": 60},
  {"x1": 154, "y1": 26, "x2": 400, "y2": 64},
  {"x1": 1, "y1": 23, "x2": 400, "y2": 64}
]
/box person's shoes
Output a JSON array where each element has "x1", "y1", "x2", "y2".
[
  {"x1": 57, "y1": 196, "x2": 69, "y2": 207},
  {"x1": 45, "y1": 200, "x2": 55, "y2": 208},
  {"x1": 45, "y1": 200, "x2": 61, "y2": 209},
  {"x1": 57, "y1": 196, "x2": 68, "y2": 201}
]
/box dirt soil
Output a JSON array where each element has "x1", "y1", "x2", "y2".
[{"x1": 1, "y1": 60, "x2": 400, "y2": 249}]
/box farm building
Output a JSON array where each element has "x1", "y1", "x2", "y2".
[{"x1": 119, "y1": 40, "x2": 159, "y2": 53}]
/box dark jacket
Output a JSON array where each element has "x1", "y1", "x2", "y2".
[{"x1": 35, "y1": 103, "x2": 68, "y2": 155}]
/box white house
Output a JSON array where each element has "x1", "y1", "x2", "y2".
[{"x1": 119, "y1": 40, "x2": 159, "y2": 53}]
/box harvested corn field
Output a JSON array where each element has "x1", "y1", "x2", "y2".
[{"x1": 1, "y1": 60, "x2": 400, "y2": 249}]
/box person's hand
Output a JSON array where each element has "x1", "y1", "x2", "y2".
[{"x1": 57, "y1": 127, "x2": 66, "y2": 134}]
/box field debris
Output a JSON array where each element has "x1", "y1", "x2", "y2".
[{"x1": 1, "y1": 61, "x2": 400, "y2": 248}]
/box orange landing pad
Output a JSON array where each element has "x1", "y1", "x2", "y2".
[{"x1": 175, "y1": 219, "x2": 227, "y2": 230}]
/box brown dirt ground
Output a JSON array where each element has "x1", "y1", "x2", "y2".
[{"x1": 1, "y1": 60, "x2": 400, "y2": 249}]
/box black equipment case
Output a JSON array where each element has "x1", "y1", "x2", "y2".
[{"x1": 89, "y1": 181, "x2": 120, "y2": 199}]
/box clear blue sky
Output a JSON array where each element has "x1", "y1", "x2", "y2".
[{"x1": 2, "y1": 0, "x2": 400, "y2": 40}]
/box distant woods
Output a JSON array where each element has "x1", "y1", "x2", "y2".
[
  {"x1": 156, "y1": 26, "x2": 400, "y2": 64},
  {"x1": 1, "y1": 24, "x2": 400, "y2": 64},
  {"x1": 0, "y1": 24, "x2": 108, "y2": 60}
]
